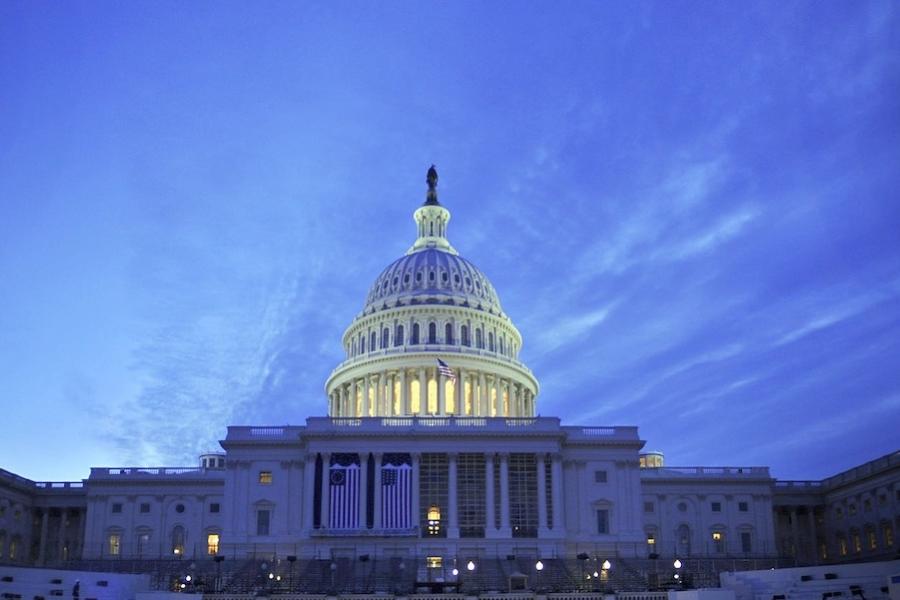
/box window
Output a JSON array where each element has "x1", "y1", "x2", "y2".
[
  {"x1": 137, "y1": 532, "x2": 150, "y2": 556},
  {"x1": 108, "y1": 533, "x2": 121, "y2": 556},
  {"x1": 488, "y1": 332, "x2": 495, "y2": 351},
  {"x1": 741, "y1": 532, "x2": 752, "y2": 553},
  {"x1": 819, "y1": 541, "x2": 828, "y2": 560},
  {"x1": 677, "y1": 502, "x2": 687, "y2": 512},
  {"x1": 647, "y1": 533, "x2": 656, "y2": 546},
  {"x1": 712, "y1": 530, "x2": 725, "y2": 553},
  {"x1": 411, "y1": 324, "x2": 420, "y2": 345},
  {"x1": 461, "y1": 325, "x2": 470, "y2": 346},
  {"x1": 864, "y1": 499, "x2": 872, "y2": 512},
  {"x1": 596, "y1": 509, "x2": 609, "y2": 534},
  {"x1": 739, "y1": 501, "x2": 749, "y2": 512},
  {"x1": 879, "y1": 494, "x2": 887, "y2": 506},
  {"x1": 259, "y1": 471, "x2": 273, "y2": 484},
  {"x1": 644, "y1": 502, "x2": 654, "y2": 513},
  {"x1": 172, "y1": 525, "x2": 185, "y2": 555},
  {"x1": 594, "y1": 470, "x2": 607, "y2": 483},
  {"x1": 426, "y1": 556, "x2": 442, "y2": 568},
  {"x1": 257, "y1": 509, "x2": 270, "y2": 535},
  {"x1": 852, "y1": 531, "x2": 861, "y2": 553},
  {"x1": 111, "y1": 503, "x2": 123, "y2": 514},
  {"x1": 140, "y1": 503, "x2": 150, "y2": 514},
  {"x1": 445, "y1": 323, "x2": 454, "y2": 345},
  {"x1": 838, "y1": 535, "x2": 848, "y2": 556},
  {"x1": 428, "y1": 322, "x2": 437, "y2": 344},
  {"x1": 381, "y1": 327, "x2": 389, "y2": 349},
  {"x1": 711, "y1": 502, "x2": 722, "y2": 512},
  {"x1": 476, "y1": 328, "x2": 483, "y2": 349},
  {"x1": 867, "y1": 528, "x2": 877, "y2": 550},
  {"x1": 395, "y1": 325, "x2": 404, "y2": 346},
  {"x1": 849, "y1": 503, "x2": 857, "y2": 515},
  {"x1": 175, "y1": 503, "x2": 185, "y2": 513},
  {"x1": 210, "y1": 503, "x2": 220, "y2": 514},
  {"x1": 370, "y1": 332, "x2": 376, "y2": 351},
  {"x1": 207, "y1": 533, "x2": 220, "y2": 555},
  {"x1": 883, "y1": 523, "x2": 894, "y2": 547}
]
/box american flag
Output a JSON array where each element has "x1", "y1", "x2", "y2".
[
  {"x1": 381, "y1": 463, "x2": 412, "y2": 529},
  {"x1": 329, "y1": 463, "x2": 360, "y2": 529},
  {"x1": 437, "y1": 358, "x2": 456, "y2": 381}
]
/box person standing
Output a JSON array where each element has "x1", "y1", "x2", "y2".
[{"x1": 72, "y1": 580, "x2": 80, "y2": 599}]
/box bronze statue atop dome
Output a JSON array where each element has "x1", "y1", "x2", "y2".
[{"x1": 425, "y1": 165, "x2": 440, "y2": 205}]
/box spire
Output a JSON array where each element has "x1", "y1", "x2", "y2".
[
  {"x1": 407, "y1": 165, "x2": 457, "y2": 255},
  {"x1": 425, "y1": 164, "x2": 440, "y2": 205}
]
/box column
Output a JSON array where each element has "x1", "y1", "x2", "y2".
[
  {"x1": 303, "y1": 453, "x2": 316, "y2": 532},
  {"x1": 438, "y1": 373, "x2": 446, "y2": 416},
  {"x1": 364, "y1": 374, "x2": 371, "y2": 417},
  {"x1": 412, "y1": 453, "x2": 421, "y2": 531},
  {"x1": 38, "y1": 510, "x2": 49, "y2": 564},
  {"x1": 359, "y1": 452, "x2": 369, "y2": 529},
  {"x1": 400, "y1": 369, "x2": 409, "y2": 415},
  {"x1": 479, "y1": 372, "x2": 487, "y2": 416},
  {"x1": 350, "y1": 379, "x2": 358, "y2": 417},
  {"x1": 494, "y1": 376, "x2": 502, "y2": 416},
  {"x1": 418, "y1": 368, "x2": 427, "y2": 415},
  {"x1": 458, "y1": 368, "x2": 467, "y2": 415},
  {"x1": 499, "y1": 453, "x2": 511, "y2": 535},
  {"x1": 806, "y1": 507, "x2": 818, "y2": 563},
  {"x1": 537, "y1": 454, "x2": 549, "y2": 536},
  {"x1": 485, "y1": 454, "x2": 496, "y2": 534},
  {"x1": 321, "y1": 453, "x2": 331, "y2": 529},
  {"x1": 373, "y1": 453, "x2": 383, "y2": 529},
  {"x1": 57, "y1": 508, "x2": 67, "y2": 561},
  {"x1": 448, "y1": 453, "x2": 459, "y2": 538},
  {"x1": 551, "y1": 454, "x2": 563, "y2": 532},
  {"x1": 790, "y1": 508, "x2": 800, "y2": 558},
  {"x1": 387, "y1": 372, "x2": 395, "y2": 416},
  {"x1": 375, "y1": 373, "x2": 384, "y2": 415}
]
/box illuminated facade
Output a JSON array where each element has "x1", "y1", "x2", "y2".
[{"x1": 2, "y1": 168, "x2": 896, "y2": 571}]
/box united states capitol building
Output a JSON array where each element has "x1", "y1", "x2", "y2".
[{"x1": 1, "y1": 168, "x2": 898, "y2": 589}]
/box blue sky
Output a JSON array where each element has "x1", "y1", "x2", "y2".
[{"x1": 1, "y1": 2, "x2": 898, "y2": 482}]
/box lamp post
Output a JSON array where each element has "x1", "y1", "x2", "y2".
[
  {"x1": 535, "y1": 559, "x2": 544, "y2": 592},
  {"x1": 287, "y1": 555, "x2": 297, "y2": 593},
  {"x1": 673, "y1": 558, "x2": 682, "y2": 588}
]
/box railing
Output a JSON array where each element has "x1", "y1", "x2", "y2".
[
  {"x1": 774, "y1": 480, "x2": 824, "y2": 489},
  {"x1": 640, "y1": 466, "x2": 771, "y2": 478},
  {"x1": 89, "y1": 466, "x2": 223, "y2": 478},
  {"x1": 0, "y1": 467, "x2": 84, "y2": 490},
  {"x1": 304, "y1": 416, "x2": 564, "y2": 434},
  {"x1": 327, "y1": 345, "x2": 537, "y2": 377},
  {"x1": 821, "y1": 450, "x2": 899, "y2": 488}
]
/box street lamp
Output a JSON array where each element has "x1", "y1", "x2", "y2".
[
  {"x1": 673, "y1": 559, "x2": 682, "y2": 569},
  {"x1": 535, "y1": 560, "x2": 544, "y2": 592}
]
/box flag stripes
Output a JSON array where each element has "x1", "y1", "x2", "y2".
[
  {"x1": 328, "y1": 463, "x2": 360, "y2": 529},
  {"x1": 437, "y1": 358, "x2": 456, "y2": 380},
  {"x1": 381, "y1": 463, "x2": 412, "y2": 529}
]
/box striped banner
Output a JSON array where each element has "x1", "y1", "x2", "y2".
[
  {"x1": 329, "y1": 463, "x2": 360, "y2": 529},
  {"x1": 381, "y1": 463, "x2": 412, "y2": 529}
]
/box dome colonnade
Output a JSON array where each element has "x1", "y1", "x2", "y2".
[{"x1": 325, "y1": 166, "x2": 539, "y2": 418}]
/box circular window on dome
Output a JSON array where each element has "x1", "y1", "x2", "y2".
[{"x1": 176, "y1": 503, "x2": 185, "y2": 513}]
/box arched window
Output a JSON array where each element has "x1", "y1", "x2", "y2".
[
  {"x1": 136, "y1": 528, "x2": 152, "y2": 557},
  {"x1": 428, "y1": 322, "x2": 437, "y2": 344},
  {"x1": 677, "y1": 524, "x2": 692, "y2": 556},
  {"x1": 395, "y1": 325, "x2": 404, "y2": 346},
  {"x1": 499, "y1": 336, "x2": 505, "y2": 355},
  {"x1": 445, "y1": 323, "x2": 454, "y2": 345},
  {"x1": 476, "y1": 328, "x2": 483, "y2": 349},
  {"x1": 360, "y1": 336, "x2": 366, "y2": 353},
  {"x1": 411, "y1": 323, "x2": 420, "y2": 345},
  {"x1": 370, "y1": 332, "x2": 376, "y2": 351},
  {"x1": 382, "y1": 327, "x2": 389, "y2": 349},
  {"x1": 488, "y1": 332, "x2": 495, "y2": 352},
  {"x1": 171, "y1": 525, "x2": 185, "y2": 556},
  {"x1": 461, "y1": 325, "x2": 470, "y2": 346}
]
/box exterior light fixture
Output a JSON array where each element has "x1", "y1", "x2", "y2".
[
  {"x1": 467, "y1": 560, "x2": 476, "y2": 571},
  {"x1": 673, "y1": 559, "x2": 682, "y2": 569},
  {"x1": 535, "y1": 560, "x2": 544, "y2": 571},
  {"x1": 268, "y1": 572, "x2": 274, "y2": 580},
  {"x1": 593, "y1": 571, "x2": 599, "y2": 577},
  {"x1": 185, "y1": 575, "x2": 192, "y2": 582},
  {"x1": 180, "y1": 583, "x2": 186, "y2": 589},
  {"x1": 452, "y1": 568, "x2": 459, "y2": 576},
  {"x1": 602, "y1": 560, "x2": 611, "y2": 571}
]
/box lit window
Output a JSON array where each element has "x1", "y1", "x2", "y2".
[
  {"x1": 426, "y1": 556, "x2": 442, "y2": 568},
  {"x1": 711, "y1": 502, "x2": 722, "y2": 512},
  {"x1": 596, "y1": 509, "x2": 609, "y2": 534},
  {"x1": 838, "y1": 535, "x2": 848, "y2": 556},
  {"x1": 883, "y1": 523, "x2": 894, "y2": 547},
  {"x1": 738, "y1": 501, "x2": 749, "y2": 512},
  {"x1": 867, "y1": 529, "x2": 877, "y2": 550},
  {"x1": 427, "y1": 505, "x2": 442, "y2": 536},
  {"x1": 207, "y1": 533, "x2": 220, "y2": 555},
  {"x1": 259, "y1": 471, "x2": 273, "y2": 484},
  {"x1": 594, "y1": 470, "x2": 607, "y2": 483},
  {"x1": 647, "y1": 533, "x2": 656, "y2": 546},
  {"x1": 108, "y1": 534, "x2": 121, "y2": 556},
  {"x1": 172, "y1": 525, "x2": 185, "y2": 555},
  {"x1": 819, "y1": 541, "x2": 828, "y2": 560},
  {"x1": 852, "y1": 531, "x2": 861, "y2": 553},
  {"x1": 712, "y1": 531, "x2": 722, "y2": 541}
]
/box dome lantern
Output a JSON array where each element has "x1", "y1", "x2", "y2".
[{"x1": 408, "y1": 165, "x2": 458, "y2": 256}]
